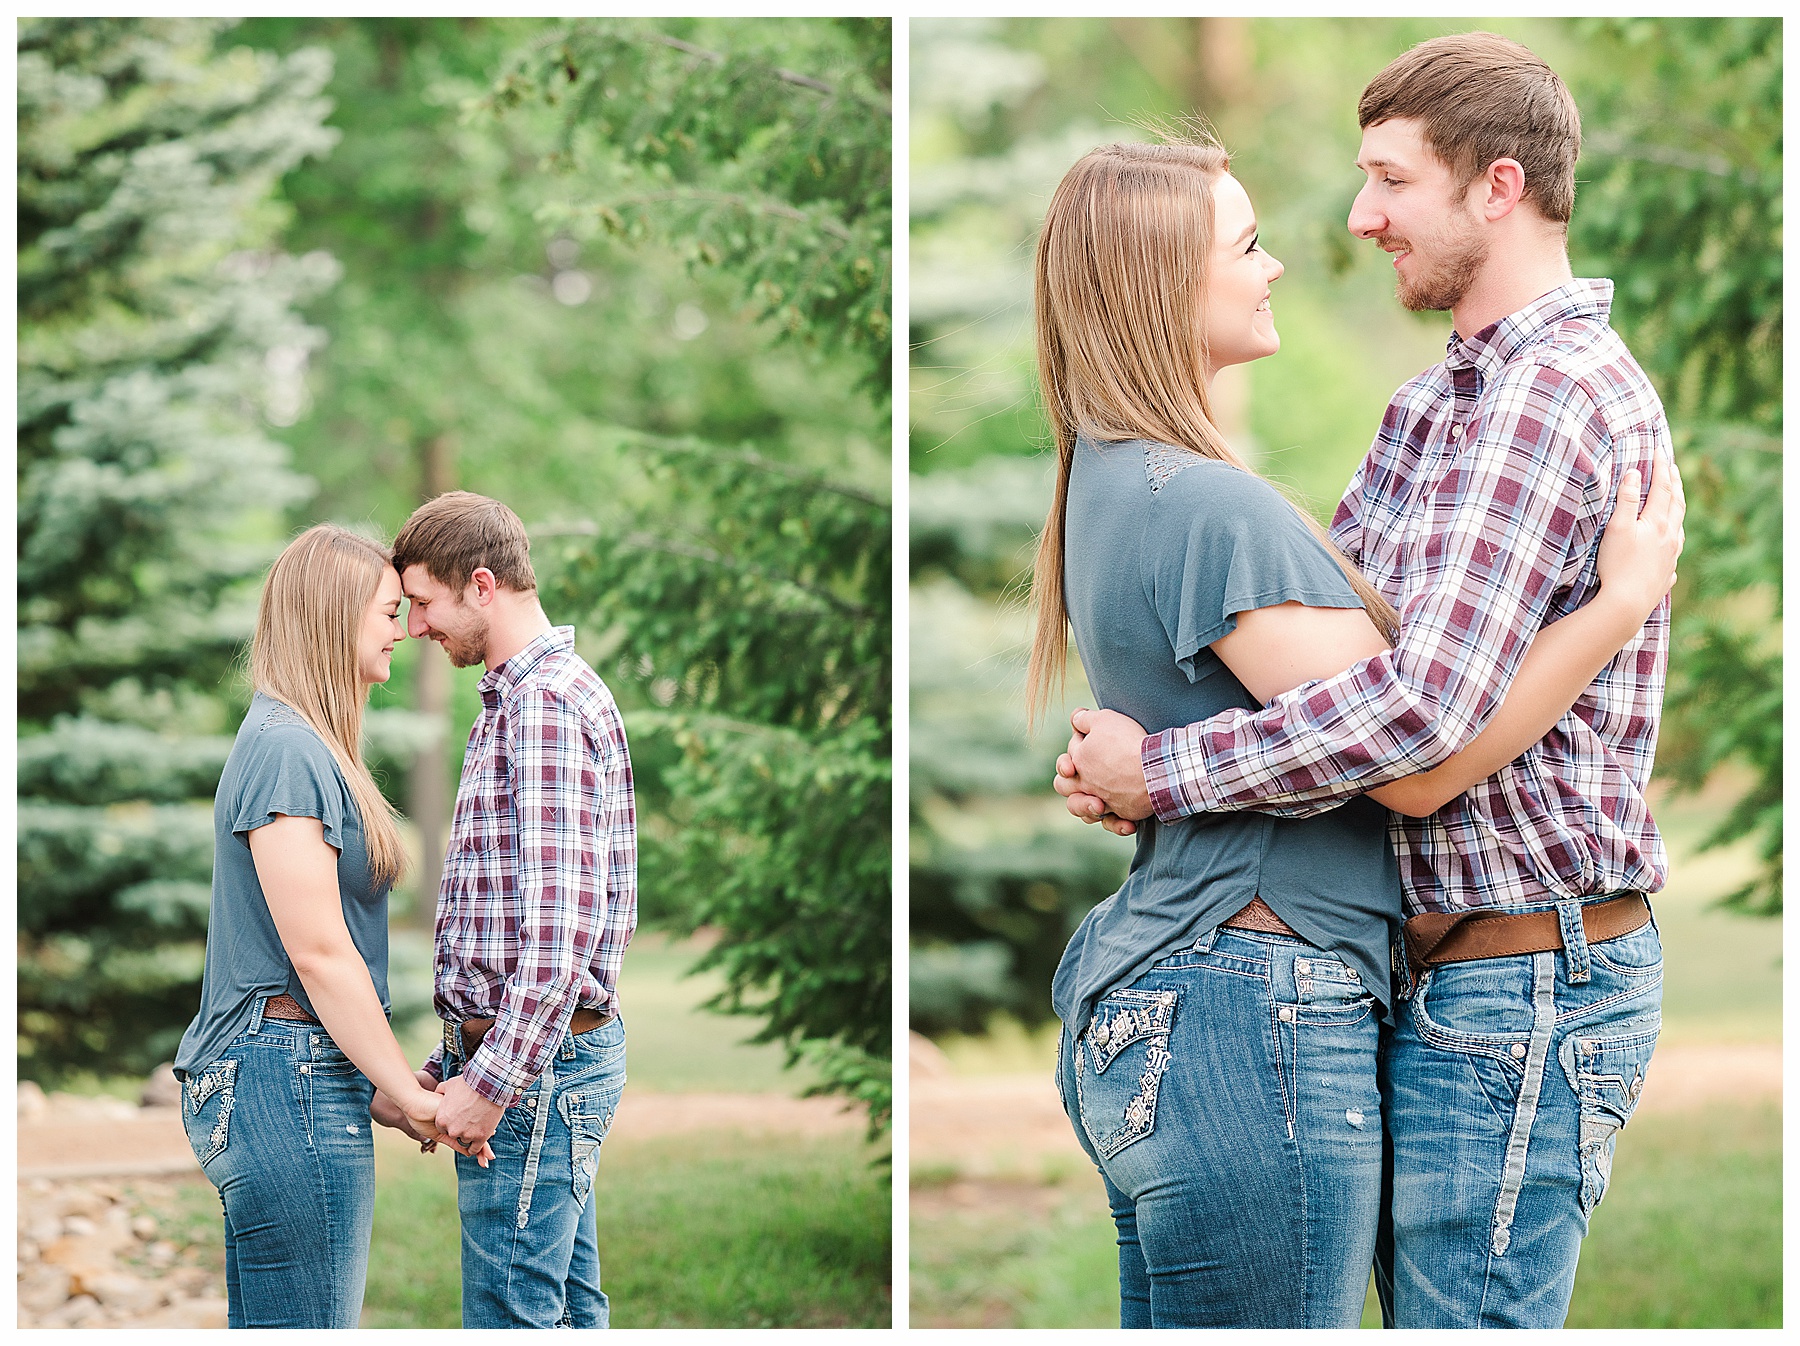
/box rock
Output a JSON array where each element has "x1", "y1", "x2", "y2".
[
  {"x1": 141, "y1": 1063, "x2": 182, "y2": 1109},
  {"x1": 62, "y1": 1214, "x2": 97, "y2": 1238},
  {"x1": 134, "y1": 1297, "x2": 230, "y2": 1329},
  {"x1": 131, "y1": 1214, "x2": 159, "y2": 1241},
  {"x1": 16, "y1": 1261, "x2": 74, "y2": 1315},
  {"x1": 18, "y1": 1235, "x2": 40, "y2": 1265},
  {"x1": 85, "y1": 1270, "x2": 161, "y2": 1314},
  {"x1": 43, "y1": 1294, "x2": 105, "y2": 1328},
  {"x1": 19, "y1": 1079, "x2": 49, "y2": 1119},
  {"x1": 146, "y1": 1240, "x2": 178, "y2": 1267}
]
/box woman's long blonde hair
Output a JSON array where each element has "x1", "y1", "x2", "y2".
[
  {"x1": 1027, "y1": 136, "x2": 1401, "y2": 726},
  {"x1": 250, "y1": 524, "x2": 408, "y2": 885}
]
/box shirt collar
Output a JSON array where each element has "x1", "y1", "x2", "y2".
[
  {"x1": 1445, "y1": 278, "x2": 1613, "y2": 378},
  {"x1": 478, "y1": 625, "x2": 574, "y2": 704}
]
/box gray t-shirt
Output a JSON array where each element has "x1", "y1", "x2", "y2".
[
  {"x1": 173, "y1": 693, "x2": 391, "y2": 1078},
  {"x1": 1051, "y1": 437, "x2": 1402, "y2": 1035}
]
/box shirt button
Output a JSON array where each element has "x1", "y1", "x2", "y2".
[
  {"x1": 1510, "y1": 1043, "x2": 1527, "y2": 1059},
  {"x1": 1450, "y1": 423, "x2": 1462, "y2": 439}
]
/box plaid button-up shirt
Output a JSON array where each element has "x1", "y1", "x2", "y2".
[
  {"x1": 424, "y1": 625, "x2": 637, "y2": 1105},
  {"x1": 1143, "y1": 280, "x2": 1671, "y2": 917}
]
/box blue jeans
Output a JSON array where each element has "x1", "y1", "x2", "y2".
[
  {"x1": 442, "y1": 1015, "x2": 628, "y2": 1328},
  {"x1": 1375, "y1": 908, "x2": 1663, "y2": 1328},
  {"x1": 179, "y1": 1001, "x2": 376, "y2": 1328},
  {"x1": 1055, "y1": 927, "x2": 1384, "y2": 1327}
]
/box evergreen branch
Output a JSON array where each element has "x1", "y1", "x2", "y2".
[
  {"x1": 545, "y1": 525, "x2": 875, "y2": 622},
  {"x1": 603, "y1": 189, "x2": 854, "y2": 243}
]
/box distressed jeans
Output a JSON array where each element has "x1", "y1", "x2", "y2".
[
  {"x1": 441, "y1": 1016, "x2": 627, "y2": 1328},
  {"x1": 1375, "y1": 907, "x2": 1663, "y2": 1328},
  {"x1": 178, "y1": 1001, "x2": 376, "y2": 1328},
  {"x1": 1055, "y1": 927, "x2": 1384, "y2": 1327}
]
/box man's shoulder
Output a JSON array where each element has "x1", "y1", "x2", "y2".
[
  {"x1": 511, "y1": 648, "x2": 625, "y2": 732},
  {"x1": 1512, "y1": 312, "x2": 1665, "y2": 428}
]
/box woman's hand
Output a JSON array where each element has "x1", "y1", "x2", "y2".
[
  {"x1": 1594, "y1": 458, "x2": 1685, "y2": 624},
  {"x1": 371, "y1": 1089, "x2": 436, "y2": 1145}
]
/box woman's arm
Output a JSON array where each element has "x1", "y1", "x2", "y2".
[
  {"x1": 250, "y1": 815, "x2": 450, "y2": 1143},
  {"x1": 1214, "y1": 464, "x2": 1682, "y2": 818}
]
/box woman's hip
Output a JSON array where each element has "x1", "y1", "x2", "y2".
[{"x1": 1061, "y1": 930, "x2": 1382, "y2": 1192}]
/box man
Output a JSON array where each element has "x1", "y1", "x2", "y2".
[
  {"x1": 393, "y1": 491, "x2": 637, "y2": 1329},
  {"x1": 1056, "y1": 34, "x2": 1674, "y2": 1329}
]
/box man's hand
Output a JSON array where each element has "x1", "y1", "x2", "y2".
[
  {"x1": 1053, "y1": 707, "x2": 1154, "y2": 825},
  {"x1": 434, "y1": 1073, "x2": 504, "y2": 1167}
]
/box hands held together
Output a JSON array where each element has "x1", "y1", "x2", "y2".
[
  {"x1": 1053, "y1": 706, "x2": 1153, "y2": 837},
  {"x1": 369, "y1": 1072, "x2": 498, "y2": 1167}
]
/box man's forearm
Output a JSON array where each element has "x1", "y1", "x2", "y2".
[{"x1": 1144, "y1": 647, "x2": 1477, "y2": 823}]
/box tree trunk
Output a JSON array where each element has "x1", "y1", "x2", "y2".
[{"x1": 407, "y1": 435, "x2": 457, "y2": 923}]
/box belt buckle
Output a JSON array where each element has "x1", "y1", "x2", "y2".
[{"x1": 442, "y1": 1018, "x2": 459, "y2": 1061}]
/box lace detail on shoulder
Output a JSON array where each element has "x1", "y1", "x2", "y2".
[
  {"x1": 259, "y1": 699, "x2": 310, "y2": 732},
  {"x1": 1144, "y1": 441, "x2": 1201, "y2": 494}
]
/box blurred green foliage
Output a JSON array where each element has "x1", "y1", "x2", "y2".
[
  {"x1": 17, "y1": 17, "x2": 335, "y2": 1076},
  {"x1": 907, "y1": 18, "x2": 1781, "y2": 1034}
]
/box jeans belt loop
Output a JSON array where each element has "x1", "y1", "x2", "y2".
[
  {"x1": 1190, "y1": 925, "x2": 1219, "y2": 955},
  {"x1": 248, "y1": 994, "x2": 268, "y2": 1035},
  {"x1": 1557, "y1": 899, "x2": 1591, "y2": 984}
]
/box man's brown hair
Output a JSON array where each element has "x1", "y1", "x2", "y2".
[
  {"x1": 1359, "y1": 32, "x2": 1581, "y2": 224},
  {"x1": 391, "y1": 490, "x2": 537, "y2": 593}
]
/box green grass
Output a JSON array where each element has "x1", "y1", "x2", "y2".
[
  {"x1": 367, "y1": 1131, "x2": 890, "y2": 1328},
  {"x1": 913, "y1": 1102, "x2": 1781, "y2": 1329}
]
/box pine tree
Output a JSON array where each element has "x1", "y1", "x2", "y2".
[{"x1": 18, "y1": 18, "x2": 337, "y2": 1078}]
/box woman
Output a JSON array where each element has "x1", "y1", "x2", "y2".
[
  {"x1": 172, "y1": 525, "x2": 486, "y2": 1329},
  {"x1": 1029, "y1": 140, "x2": 1681, "y2": 1327}
]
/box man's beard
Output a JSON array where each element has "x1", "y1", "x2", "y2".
[
  {"x1": 439, "y1": 614, "x2": 489, "y2": 668},
  {"x1": 1385, "y1": 213, "x2": 1488, "y2": 314}
]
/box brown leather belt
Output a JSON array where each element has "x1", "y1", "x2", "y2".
[
  {"x1": 263, "y1": 994, "x2": 318, "y2": 1023},
  {"x1": 1403, "y1": 893, "x2": 1651, "y2": 983},
  {"x1": 1220, "y1": 896, "x2": 1300, "y2": 938},
  {"x1": 450, "y1": 1007, "x2": 612, "y2": 1061}
]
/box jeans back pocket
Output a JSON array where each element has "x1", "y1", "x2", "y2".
[
  {"x1": 1557, "y1": 1015, "x2": 1659, "y2": 1217},
  {"x1": 558, "y1": 1078, "x2": 624, "y2": 1206},
  {"x1": 182, "y1": 1058, "x2": 238, "y2": 1169},
  {"x1": 1077, "y1": 987, "x2": 1179, "y2": 1160}
]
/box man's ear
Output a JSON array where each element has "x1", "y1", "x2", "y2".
[
  {"x1": 468, "y1": 566, "x2": 499, "y2": 606},
  {"x1": 1477, "y1": 157, "x2": 1527, "y2": 221}
]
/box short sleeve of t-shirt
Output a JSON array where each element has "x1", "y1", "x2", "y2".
[
  {"x1": 1146, "y1": 461, "x2": 1368, "y2": 683},
  {"x1": 229, "y1": 719, "x2": 347, "y2": 852}
]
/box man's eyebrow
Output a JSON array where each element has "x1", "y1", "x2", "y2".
[{"x1": 1357, "y1": 156, "x2": 1401, "y2": 171}]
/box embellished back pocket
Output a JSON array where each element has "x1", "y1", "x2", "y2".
[
  {"x1": 558, "y1": 1079, "x2": 623, "y2": 1207},
  {"x1": 1076, "y1": 988, "x2": 1179, "y2": 1160},
  {"x1": 1558, "y1": 1016, "x2": 1659, "y2": 1218},
  {"x1": 182, "y1": 1058, "x2": 238, "y2": 1169}
]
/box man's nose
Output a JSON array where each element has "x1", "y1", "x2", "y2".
[
  {"x1": 1347, "y1": 185, "x2": 1384, "y2": 240},
  {"x1": 406, "y1": 608, "x2": 429, "y2": 638}
]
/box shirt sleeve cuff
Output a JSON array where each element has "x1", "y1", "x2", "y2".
[
  {"x1": 421, "y1": 1046, "x2": 444, "y2": 1082},
  {"x1": 1143, "y1": 727, "x2": 1204, "y2": 823},
  {"x1": 459, "y1": 1051, "x2": 525, "y2": 1109}
]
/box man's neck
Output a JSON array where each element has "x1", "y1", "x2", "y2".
[
  {"x1": 1451, "y1": 235, "x2": 1574, "y2": 342},
  {"x1": 482, "y1": 597, "x2": 556, "y2": 673}
]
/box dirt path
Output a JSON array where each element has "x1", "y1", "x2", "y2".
[
  {"x1": 909, "y1": 1041, "x2": 1782, "y2": 1178},
  {"x1": 17, "y1": 1087, "x2": 866, "y2": 1329}
]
